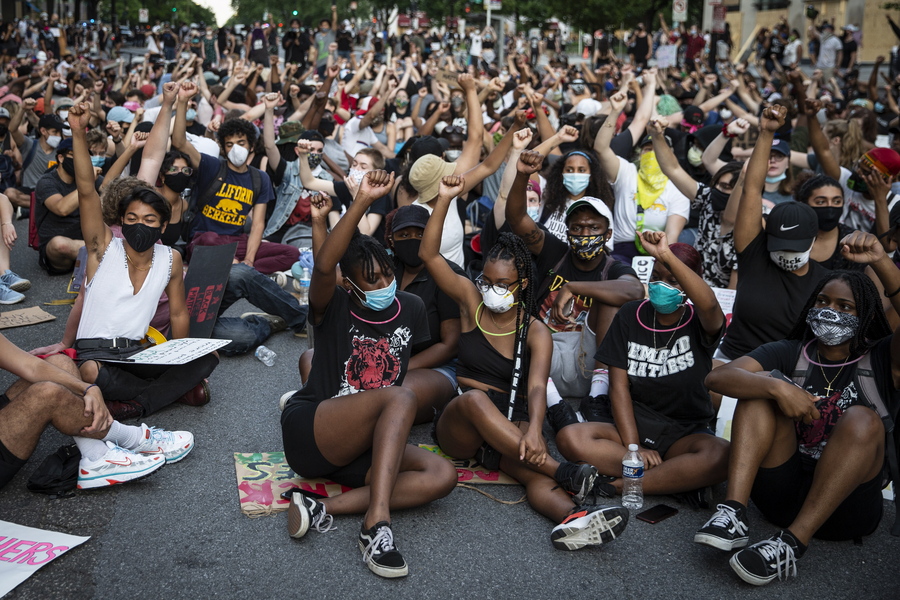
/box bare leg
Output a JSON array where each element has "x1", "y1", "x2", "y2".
[
  {"x1": 500, "y1": 452, "x2": 575, "y2": 522},
  {"x1": 401, "y1": 368, "x2": 455, "y2": 424},
  {"x1": 434, "y1": 390, "x2": 560, "y2": 479},
  {"x1": 0, "y1": 381, "x2": 104, "y2": 461},
  {"x1": 556, "y1": 422, "x2": 623, "y2": 475},
  {"x1": 725, "y1": 397, "x2": 797, "y2": 506},
  {"x1": 4, "y1": 188, "x2": 30, "y2": 209},
  {"x1": 635, "y1": 434, "x2": 729, "y2": 495},
  {"x1": 313, "y1": 386, "x2": 419, "y2": 529},
  {"x1": 787, "y1": 406, "x2": 884, "y2": 545},
  {"x1": 45, "y1": 236, "x2": 85, "y2": 271},
  {"x1": 320, "y1": 445, "x2": 457, "y2": 515},
  {"x1": 298, "y1": 349, "x2": 313, "y2": 384}
]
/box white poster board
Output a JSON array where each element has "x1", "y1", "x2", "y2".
[
  {"x1": 656, "y1": 44, "x2": 678, "y2": 69},
  {"x1": 631, "y1": 256, "x2": 655, "y2": 285},
  {"x1": 103, "y1": 338, "x2": 230, "y2": 365},
  {"x1": 0, "y1": 521, "x2": 89, "y2": 596}
]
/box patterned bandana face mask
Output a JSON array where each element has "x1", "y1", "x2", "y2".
[
  {"x1": 806, "y1": 307, "x2": 859, "y2": 346},
  {"x1": 567, "y1": 233, "x2": 605, "y2": 261}
]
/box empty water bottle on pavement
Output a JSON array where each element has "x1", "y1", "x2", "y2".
[
  {"x1": 255, "y1": 345, "x2": 276, "y2": 366},
  {"x1": 622, "y1": 444, "x2": 644, "y2": 509}
]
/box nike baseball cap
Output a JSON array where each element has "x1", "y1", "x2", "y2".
[{"x1": 765, "y1": 202, "x2": 818, "y2": 252}]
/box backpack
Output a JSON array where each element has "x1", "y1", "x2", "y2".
[
  {"x1": 26, "y1": 444, "x2": 81, "y2": 498},
  {"x1": 792, "y1": 351, "x2": 900, "y2": 536}
]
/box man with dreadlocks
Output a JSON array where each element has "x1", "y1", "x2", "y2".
[
  {"x1": 280, "y1": 170, "x2": 457, "y2": 580},
  {"x1": 697, "y1": 231, "x2": 900, "y2": 586},
  {"x1": 421, "y1": 173, "x2": 630, "y2": 551}
]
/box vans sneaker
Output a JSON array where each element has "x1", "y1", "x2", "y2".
[
  {"x1": 694, "y1": 502, "x2": 749, "y2": 551},
  {"x1": 358, "y1": 521, "x2": 408, "y2": 578},
  {"x1": 551, "y1": 505, "x2": 629, "y2": 550},
  {"x1": 729, "y1": 530, "x2": 805, "y2": 586},
  {"x1": 133, "y1": 425, "x2": 195, "y2": 463},
  {"x1": 287, "y1": 492, "x2": 335, "y2": 538},
  {"x1": 77, "y1": 442, "x2": 164, "y2": 489},
  {"x1": 279, "y1": 390, "x2": 298, "y2": 412}
]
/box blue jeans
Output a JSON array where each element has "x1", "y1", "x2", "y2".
[{"x1": 212, "y1": 264, "x2": 308, "y2": 355}]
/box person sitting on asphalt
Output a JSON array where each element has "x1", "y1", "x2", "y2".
[
  {"x1": 697, "y1": 232, "x2": 900, "y2": 586},
  {"x1": 558, "y1": 232, "x2": 730, "y2": 507},
  {"x1": 0, "y1": 333, "x2": 193, "y2": 491},
  {"x1": 66, "y1": 102, "x2": 218, "y2": 420},
  {"x1": 0, "y1": 192, "x2": 30, "y2": 304},
  {"x1": 280, "y1": 170, "x2": 457, "y2": 579},
  {"x1": 421, "y1": 171, "x2": 630, "y2": 552}
]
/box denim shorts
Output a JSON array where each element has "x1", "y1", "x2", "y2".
[{"x1": 432, "y1": 359, "x2": 458, "y2": 389}]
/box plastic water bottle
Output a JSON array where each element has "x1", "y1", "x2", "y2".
[
  {"x1": 299, "y1": 268, "x2": 311, "y2": 305},
  {"x1": 622, "y1": 444, "x2": 644, "y2": 509},
  {"x1": 255, "y1": 345, "x2": 276, "y2": 367}
]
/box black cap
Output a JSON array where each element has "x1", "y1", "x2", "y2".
[
  {"x1": 391, "y1": 204, "x2": 430, "y2": 232},
  {"x1": 38, "y1": 114, "x2": 63, "y2": 131},
  {"x1": 765, "y1": 202, "x2": 818, "y2": 251}
]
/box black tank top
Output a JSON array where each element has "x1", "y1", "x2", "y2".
[{"x1": 455, "y1": 305, "x2": 530, "y2": 392}]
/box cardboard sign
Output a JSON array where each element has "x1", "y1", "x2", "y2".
[
  {"x1": 183, "y1": 243, "x2": 237, "y2": 338},
  {"x1": 0, "y1": 307, "x2": 56, "y2": 330},
  {"x1": 0, "y1": 520, "x2": 89, "y2": 596},
  {"x1": 434, "y1": 69, "x2": 461, "y2": 89},
  {"x1": 66, "y1": 246, "x2": 88, "y2": 295},
  {"x1": 712, "y1": 287, "x2": 736, "y2": 327},
  {"x1": 103, "y1": 338, "x2": 230, "y2": 365}
]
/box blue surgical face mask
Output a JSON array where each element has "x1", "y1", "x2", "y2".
[
  {"x1": 185, "y1": 108, "x2": 198, "y2": 121},
  {"x1": 91, "y1": 155, "x2": 105, "y2": 167},
  {"x1": 648, "y1": 281, "x2": 686, "y2": 314},
  {"x1": 348, "y1": 276, "x2": 397, "y2": 311},
  {"x1": 563, "y1": 173, "x2": 590, "y2": 196},
  {"x1": 765, "y1": 172, "x2": 787, "y2": 184},
  {"x1": 526, "y1": 206, "x2": 541, "y2": 221}
]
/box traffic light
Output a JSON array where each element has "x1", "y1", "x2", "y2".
[
  {"x1": 465, "y1": 3, "x2": 470, "y2": 13},
  {"x1": 292, "y1": 10, "x2": 298, "y2": 15},
  {"x1": 172, "y1": 7, "x2": 177, "y2": 12}
]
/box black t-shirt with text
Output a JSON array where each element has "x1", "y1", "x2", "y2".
[{"x1": 596, "y1": 300, "x2": 721, "y2": 425}]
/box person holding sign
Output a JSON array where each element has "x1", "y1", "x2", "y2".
[{"x1": 66, "y1": 102, "x2": 218, "y2": 419}]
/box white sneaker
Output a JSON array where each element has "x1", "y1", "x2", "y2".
[
  {"x1": 270, "y1": 271, "x2": 290, "y2": 287},
  {"x1": 279, "y1": 390, "x2": 298, "y2": 412},
  {"x1": 133, "y1": 425, "x2": 195, "y2": 463},
  {"x1": 77, "y1": 442, "x2": 165, "y2": 489}
]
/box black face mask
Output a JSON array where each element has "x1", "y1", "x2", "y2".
[
  {"x1": 61, "y1": 156, "x2": 75, "y2": 176},
  {"x1": 0, "y1": 125, "x2": 8, "y2": 138},
  {"x1": 709, "y1": 188, "x2": 731, "y2": 212},
  {"x1": 812, "y1": 205, "x2": 843, "y2": 232},
  {"x1": 307, "y1": 153, "x2": 323, "y2": 170},
  {"x1": 164, "y1": 172, "x2": 191, "y2": 194},
  {"x1": 279, "y1": 144, "x2": 297, "y2": 162},
  {"x1": 392, "y1": 238, "x2": 423, "y2": 268},
  {"x1": 121, "y1": 222, "x2": 162, "y2": 253}
]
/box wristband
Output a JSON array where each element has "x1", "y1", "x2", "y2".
[
  {"x1": 722, "y1": 124, "x2": 737, "y2": 139},
  {"x1": 886, "y1": 285, "x2": 900, "y2": 299},
  {"x1": 83, "y1": 384, "x2": 98, "y2": 396}
]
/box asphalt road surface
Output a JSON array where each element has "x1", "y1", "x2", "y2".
[{"x1": 0, "y1": 216, "x2": 898, "y2": 599}]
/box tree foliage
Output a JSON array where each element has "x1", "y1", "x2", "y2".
[{"x1": 99, "y1": 0, "x2": 216, "y2": 26}]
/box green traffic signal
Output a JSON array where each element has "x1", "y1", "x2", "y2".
[{"x1": 292, "y1": 10, "x2": 298, "y2": 15}]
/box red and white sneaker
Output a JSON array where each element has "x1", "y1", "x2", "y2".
[
  {"x1": 134, "y1": 425, "x2": 195, "y2": 463},
  {"x1": 77, "y1": 442, "x2": 164, "y2": 489}
]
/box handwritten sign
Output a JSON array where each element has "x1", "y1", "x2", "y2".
[
  {"x1": 0, "y1": 520, "x2": 89, "y2": 596},
  {"x1": 0, "y1": 307, "x2": 56, "y2": 330},
  {"x1": 712, "y1": 287, "x2": 736, "y2": 327},
  {"x1": 656, "y1": 44, "x2": 678, "y2": 69},
  {"x1": 434, "y1": 69, "x2": 461, "y2": 89},
  {"x1": 103, "y1": 338, "x2": 230, "y2": 365},
  {"x1": 631, "y1": 256, "x2": 656, "y2": 285}
]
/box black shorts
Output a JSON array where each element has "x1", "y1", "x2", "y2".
[
  {"x1": 281, "y1": 398, "x2": 372, "y2": 489},
  {"x1": 38, "y1": 243, "x2": 74, "y2": 276},
  {"x1": 0, "y1": 394, "x2": 27, "y2": 491},
  {"x1": 750, "y1": 450, "x2": 884, "y2": 541}
]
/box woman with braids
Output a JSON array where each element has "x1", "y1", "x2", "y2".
[
  {"x1": 557, "y1": 232, "x2": 729, "y2": 505},
  {"x1": 697, "y1": 231, "x2": 900, "y2": 587},
  {"x1": 421, "y1": 174, "x2": 630, "y2": 551},
  {"x1": 280, "y1": 170, "x2": 457, "y2": 580}
]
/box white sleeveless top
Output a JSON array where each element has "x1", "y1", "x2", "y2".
[
  {"x1": 77, "y1": 238, "x2": 173, "y2": 341},
  {"x1": 416, "y1": 196, "x2": 465, "y2": 268}
]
